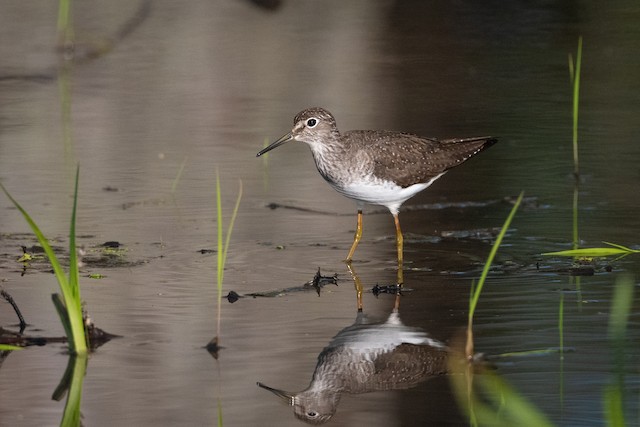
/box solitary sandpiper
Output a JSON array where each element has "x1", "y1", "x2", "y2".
[{"x1": 257, "y1": 107, "x2": 496, "y2": 278}]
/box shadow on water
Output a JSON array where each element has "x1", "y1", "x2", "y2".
[{"x1": 257, "y1": 264, "x2": 452, "y2": 424}]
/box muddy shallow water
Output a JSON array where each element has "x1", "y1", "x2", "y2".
[{"x1": 1, "y1": 1, "x2": 640, "y2": 426}]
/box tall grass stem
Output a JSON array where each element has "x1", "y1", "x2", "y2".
[
  {"x1": 57, "y1": 0, "x2": 74, "y2": 46},
  {"x1": 466, "y1": 191, "x2": 524, "y2": 358},
  {"x1": 569, "y1": 37, "x2": 582, "y2": 177},
  {"x1": 214, "y1": 170, "x2": 243, "y2": 340}
]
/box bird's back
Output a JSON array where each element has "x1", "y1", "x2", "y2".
[{"x1": 342, "y1": 130, "x2": 497, "y2": 188}]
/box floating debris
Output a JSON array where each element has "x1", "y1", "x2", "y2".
[
  {"x1": 226, "y1": 290, "x2": 240, "y2": 303},
  {"x1": 101, "y1": 241, "x2": 121, "y2": 248},
  {"x1": 226, "y1": 268, "x2": 338, "y2": 302},
  {"x1": 372, "y1": 284, "x2": 405, "y2": 296},
  {"x1": 198, "y1": 249, "x2": 216, "y2": 254}
]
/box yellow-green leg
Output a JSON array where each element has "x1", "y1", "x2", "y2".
[
  {"x1": 345, "y1": 209, "x2": 363, "y2": 263},
  {"x1": 393, "y1": 213, "x2": 404, "y2": 285}
]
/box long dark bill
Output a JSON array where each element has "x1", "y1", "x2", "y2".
[
  {"x1": 256, "y1": 381, "x2": 295, "y2": 405},
  {"x1": 256, "y1": 132, "x2": 293, "y2": 157}
]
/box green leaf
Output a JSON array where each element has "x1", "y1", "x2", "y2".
[
  {"x1": 0, "y1": 344, "x2": 23, "y2": 351},
  {"x1": 542, "y1": 244, "x2": 639, "y2": 258}
]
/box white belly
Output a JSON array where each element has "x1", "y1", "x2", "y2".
[{"x1": 336, "y1": 173, "x2": 445, "y2": 214}]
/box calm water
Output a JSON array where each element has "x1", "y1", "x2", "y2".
[{"x1": 1, "y1": 1, "x2": 639, "y2": 426}]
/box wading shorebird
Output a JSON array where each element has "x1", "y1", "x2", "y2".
[{"x1": 257, "y1": 108, "x2": 496, "y2": 281}]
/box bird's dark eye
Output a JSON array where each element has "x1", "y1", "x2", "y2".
[
  {"x1": 307, "y1": 411, "x2": 318, "y2": 418},
  {"x1": 306, "y1": 118, "x2": 317, "y2": 127}
]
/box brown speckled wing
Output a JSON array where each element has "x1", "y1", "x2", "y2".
[{"x1": 349, "y1": 131, "x2": 497, "y2": 188}]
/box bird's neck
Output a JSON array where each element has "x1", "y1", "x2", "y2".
[{"x1": 308, "y1": 132, "x2": 350, "y2": 186}]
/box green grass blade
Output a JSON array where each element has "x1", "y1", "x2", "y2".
[
  {"x1": 542, "y1": 247, "x2": 637, "y2": 257},
  {"x1": 221, "y1": 180, "x2": 243, "y2": 276},
  {"x1": 69, "y1": 166, "x2": 79, "y2": 294},
  {"x1": 468, "y1": 192, "x2": 524, "y2": 327},
  {"x1": 0, "y1": 344, "x2": 23, "y2": 351},
  {"x1": 214, "y1": 170, "x2": 223, "y2": 342},
  {"x1": 57, "y1": 0, "x2": 74, "y2": 46},
  {"x1": 216, "y1": 170, "x2": 224, "y2": 287},
  {"x1": 215, "y1": 173, "x2": 243, "y2": 289},
  {"x1": 602, "y1": 241, "x2": 636, "y2": 251},
  {"x1": 571, "y1": 36, "x2": 582, "y2": 177},
  {"x1": 572, "y1": 182, "x2": 579, "y2": 249},
  {"x1": 466, "y1": 192, "x2": 523, "y2": 359},
  {"x1": 64, "y1": 166, "x2": 87, "y2": 354},
  {"x1": 604, "y1": 386, "x2": 625, "y2": 427},
  {"x1": 213, "y1": 171, "x2": 243, "y2": 343}
]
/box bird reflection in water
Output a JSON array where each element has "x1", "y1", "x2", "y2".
[{"x1": 257, "y1": 264, "x2": 449, "y2": 424}]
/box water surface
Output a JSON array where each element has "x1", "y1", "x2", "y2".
[{"x1": 1, "y1": 1, "x2": 639, "y2": 426}]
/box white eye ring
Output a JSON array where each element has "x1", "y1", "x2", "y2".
[{"x1": 306, "y1": 118, "x2": 318, "y2": 128}]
